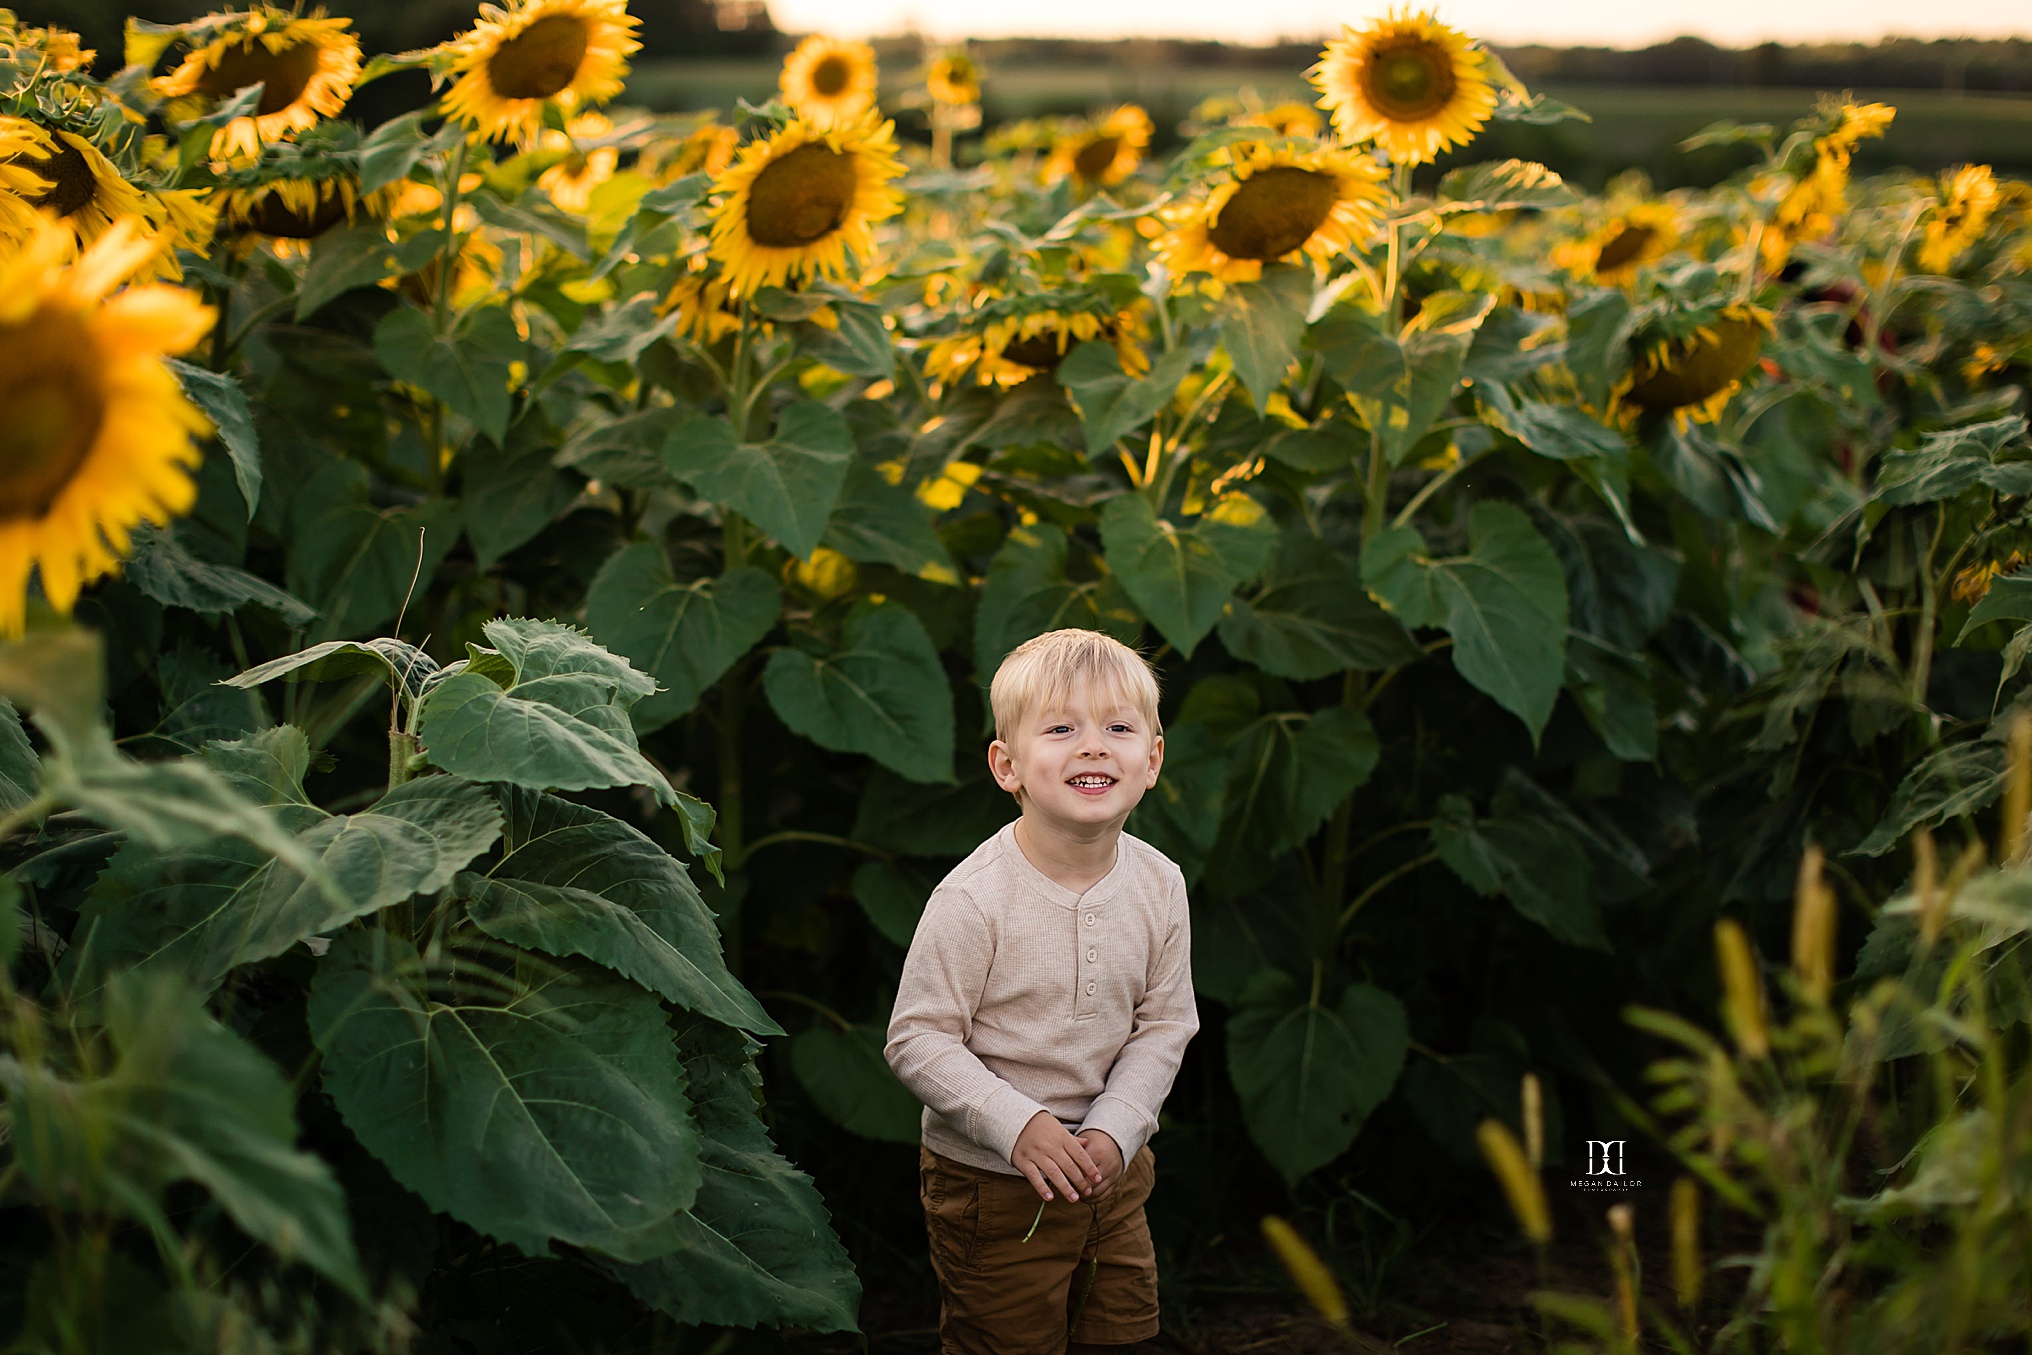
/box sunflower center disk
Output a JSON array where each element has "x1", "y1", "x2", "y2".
[
  {"x1": 1072, "y1": 135, "x2": 1121, "y2": 181},
  {"x1": 251, "y1": 182, "x2": 350, "y2": 239},
  {"x1": 1002, "y1": 331, "x2": 1071, "y2": 369},
  {"x1": 195, "y1": 36, "x2": 324, "y2": 116},
  {"x1": 0, "y1": 315, "x2": 107, "y2": 523},
  {"x1": 1208, "y1": 167, "x2": 1339, "y2": 262},
  {"x1": 1363, "y1": 40, "x2": 1456, "y2": 122},
  {"x1": 487, "y1": 13, "x2": 590, "y2": 101},
  {"x1": 745, "y1": 143, "x2": 858, "y2": 247},
  {"x1": 811, "y1": 55, "x2": 851, "y2": 97},
  {"x1": 7, "y1": 137, "x2": 97, "y2": 220},
  {"x1": 1628, "y1": 318, "x2": 1764, "y2": 411},
  {"x1": 1594, "y1": 223, "x2": 1657, "y2": 272}
]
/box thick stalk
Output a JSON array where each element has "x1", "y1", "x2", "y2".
[
  {"x1": 1910, "y1": 510, "x2": 1944, "y2": 709},
  {"x1": 1363, "y1": 163, "x2": 1415, "y2": 541}
]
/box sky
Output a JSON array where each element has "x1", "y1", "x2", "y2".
[{"x1": 766, "y1": 0, "x2": 2031, "y2": 48}]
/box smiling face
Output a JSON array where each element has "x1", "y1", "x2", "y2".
[{"x1": 988, "y1": 681, "x2": 1164, "y2": 836}]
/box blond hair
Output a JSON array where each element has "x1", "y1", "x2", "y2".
[{"x1": 989, "y1": 628, "x2": 1161, "y2": 742}]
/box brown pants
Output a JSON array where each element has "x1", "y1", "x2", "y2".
[{"x1": 918, "y1": 1143, "x2": 1161, "y2": 1355}]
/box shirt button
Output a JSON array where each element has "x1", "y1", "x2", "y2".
[
  {"x1": 1084, "y1": 914, "x2": 1096, "y2": 926},
  {"x1": 1085, "y1": 981, "x2": 1097, "y2": 995},
  {"x1": 1086, "y1": 948, "x2": 1097, "y2": 963}
]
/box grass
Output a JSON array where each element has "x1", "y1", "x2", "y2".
[{"x1": 622, "y1": 59, "x2": 2032, "y2": 186}]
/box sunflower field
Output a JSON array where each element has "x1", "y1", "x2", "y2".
[{"x1": 2, "y1": 0, "x2": 2032, "y2": 1350}]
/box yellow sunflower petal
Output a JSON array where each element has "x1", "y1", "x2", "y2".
[
  {"x1": 706, "y1": 110, "x2": 906, "y2": 297},
  {"x1": 1044, "y1": 105, "x2": 1153, "y2": 187},
  {"x1": 1157, "y1": 141, "x2": 1387, "y2": 283},
  {"x1": 151, "y1": 9, "x2": 361, "y2": 160},
  {"x1": 441, "y1": 0, "x2": 641, "y2": 147},
  {"x1": 1309, "y1": 8, "x2": 1497, "y2": 165},
  {"x1": 779, "y1": 35, "x2": 880, "y2": 130}
]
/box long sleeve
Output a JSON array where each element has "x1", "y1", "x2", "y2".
[
  {"x1": 1077, "y1": 881, "x2": 1197, "y2": 1166},
  {"x1": 884, "y1": 886, "x2": 1049, "y2": 1164}
]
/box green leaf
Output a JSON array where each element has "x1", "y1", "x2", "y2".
[
  {"x1": 1056, "y1": 341, "x2": 1193, "y2": 456},
  {"x1": 1851, "y1": 740, "x2": 2007, "y2": 857},
  {"x1": 1431, "y1": 794, "x2": 1604, "y2": 948},
  {"x1": 1218, "y1": 265, "x2": 1312, "y2": 416},
  {"x1": 418, "y1": 617, "x2": 679, "y2": 803},
  {"x1": 1125, "y1": 721, "x2": 1225, "y2": 887},
  {"x1": 0, "y1": 698, "x2": 36, "y2": 816},
  {"x1": 555, "y1": 407, "x2": 683, "y2": 493},
  {"x1": 821, "y1": 461, "x2": 959, "y2": 583},
  {"x1": 123, "y1": 523, "x2": 315, "y2": 624},
  {"x1": 1205, "y1": 708, "x2": 1378, "y2": 896},
  {"x1": 1218, "y1": 533, "x2": 1422, "y2": 679},
  {"x1": 567, "y1": 292, "x2": 678, "y2": 363},
  {"x1": 373, "y1": 304, "x2": 526, "y2": 446},
  {"x1": 1877, "y1": 415, "x2": 2032, "y2": 507},
  {"x1": 973, "y1": 522, "x2": 1142, "y2": 680},
  {"x1": 849, "y1": 860, "x2": 928, "y2": 946},
  {"x1": 1435, "y1": 160, "x2": 1577, "y2": 212},
  {"x1": 486, "y1": 789, "x2": 777, "y2": 1035},
  {"x1": 357, "y1": 109, "x2": 459, "y2": 195},
  {"x1": 285, "y1": 460, "x2": 460, "y2": 640},
  {"x1": 225, "y1": 637, "x2": 441, "y2": 706},
  {"x1": 1477, "y1": 383, "x2": 1628, "y2": 461},
  {"x1": 1562, "y1": 289, "x2": 1634, "y2": 412},
  {"x1": 607, "y1": 1016, "x2": 860, "y2": 1333},
  {"x1": 762, "y1": 601, "x2": 955, "y2": 784},
  {"x1": 586, "y1": 546, "x2": 779, "y2": 733},
  {"x1": 71, "y1": 769, "x2": 502, "y2": 996},
  {"x1": 1362, "y1": 501, "x2": 1569, "y2": 741},
  {"x1": 798, "y1": 295, "x2": 895, "y2": 379},
  {"x1": 1565, "y1": 633, "x2": 1657, "y2": 762},
  {"x1": 664, "y1": 403, "x2": 853, "y2": 560},
  {"x1": 309, "y1": 929, "x2": 704, "y2": 1258},
  {"x1": 1226, "y1": 969, "x2": 1408, "y2": 1183},
  {"x1": 1100, "y1": 495, "x2": 1256, "y2": 659},
  {"x1": 850, "y1": 763, "x2": 1015, "y2": 857},
  {"x1": 167, "y1": 360, "x2": 261, "y2": 516},
  {"x1": 790, "y1": 1023, "x2": 922, "y2": 1144},
  {"x1": 1315, "y1": 299, "x2": 1489, "y2": 465},
  {"x1": 1262, "y1": 418, "x2": 1363, "y2": 472},
  {"x1": 1958, "y1": 569, "x2": 2032, "y2": 642},
  {"x1": 296, "y1": 224, "x2": 445, "y2": 320},
  {"x1": 462, "y1": 433, "x2": 580, "y2": 568},
  {"x1": 0, "y1": 971, "x2": 364, "y2": 1295}
]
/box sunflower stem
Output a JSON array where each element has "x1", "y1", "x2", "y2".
[{"x1": 433, "y1": 137, "x2": 472, "y2": 336}]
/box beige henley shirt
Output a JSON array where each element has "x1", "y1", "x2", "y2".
[{"x1": 884, "y1": 820, "x2": 1199, "y2": 1176}]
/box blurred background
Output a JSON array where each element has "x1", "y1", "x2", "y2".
[{"x1": 26, "y1": 0, "x2": 2032, "y2": 186}]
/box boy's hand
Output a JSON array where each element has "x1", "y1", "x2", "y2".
[
  {"x1": 1012, "y1": 1110, "x2": 1103, "y2": 1203},
  {"x1": 1075, "y1": 1129, "x2": 1125, "y2": 1200}
]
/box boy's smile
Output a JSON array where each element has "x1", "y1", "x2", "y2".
[{"x1": 988, "y1": 689, "x2": 1164, "y2": 838}]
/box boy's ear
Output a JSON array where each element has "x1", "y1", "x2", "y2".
[
  {"x1": 987, "y1": 737, "x2": 1022, "y2": 793},
  {"x1": 1146, "y1": 731, "x2": 1165, "y2": 785}
]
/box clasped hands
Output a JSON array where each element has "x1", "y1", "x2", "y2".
[{"x1": 1011, "y1": 1109, "x2": 1124, "y2": 1204}]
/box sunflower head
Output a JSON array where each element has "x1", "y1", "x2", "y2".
[
  {"x1": 441, "y1": 0, "x2": 641, "y2": 147},
  {"x1": 926, "y1": 52, "x2": 982, "y2": 107},
  {"x1": 645, "y1": 121, "x2": 739, "y2": 182},
  {"x1": 1555, "y1": 200, "x2": 1679, "y2": 284},
  {"x1": 0, "y1": 215, "x2": 215, "y2": 635},
  {"x1": 1157, "y1": 142, "x2": 1386, "y2": 284},
  {"x1": 780, "y1": 35, "x2": 879, "y2": 129},
  {"x1": 2, "y1": 20, "x2": 95, "y2": 74},
  {"x1": 1045, "y1": 105, "x2": 1153, "y2": 188},
  {"x1": 0, "y1": 118, "x2": 210, "y2": 279},
  {"x1": 706, "y1": 110, "x2": 906, "y2": 296},
  {"x1": 537, "y1": 110, "x2": 618, "y2": 212},
  {"x1": 1918, "y1": 164, "x2": 2002, "y2": 274},
  {"x1": 1623, "y1": 303, "x2": 1772, "y2": 421},
  {"x1": 663, "y1": 264, "x2": 743, "y2": 345},
  {"x1": 151, "y1": 8, "x2": 360, "y2": 161},
  {"x1": 926, "y1": 288, "x2": 1147, "y2": 389},
  {"x1": 1309, "y1": 8, "x2": 1497, "y2": 165}
]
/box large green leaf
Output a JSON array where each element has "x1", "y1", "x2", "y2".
[
  {"x1": 285, "y1": 460, "x2": 461, "y2": 640},
  {"x1": 123, "y1": 523, "x2": 315, "y2": 624},
  {"x1": 972, "y1": 522, "x2": 1142, "y2": 680},
  {"x1": 1560, "y1": 288, "x2": 1634, "y2": 411},
  {"x1": 0, "y1": 971, "x2": 364, "y2": 1295},
  {"x1": 308, "y1": 928, "x2": 703, "y2": 1258},
  {"x1": 762, "y1": 600, "x2": 955, "y2": 784},
  {"x1": 1218, "y1": 533, "x2": 1422, "y2": 679},
  {"x1": 225, "y1": 637, "x2": 441, "y2": 707},
  {"x1": 1226, "y1": 969, "x2": 1408, "y2": 1184},
  {"x1": 586, "y1": 545, "x2": 780, "y2": 732},
  {"x1": 166, "y1": 360, "x2": 261, "y2": 516},
  {"x1": 1431, "y1": 793, "x2": 1605, "y2": 948},
  {"x1": 418, "y1": 617, "x2": 678, "y2": 805},
  {"x1": 1957, "y1": 568, "x2": 2032, "y2": 642},
  {"x1": 1477, "y1": 383, "x2": 1629, "y2": 461},
  {"x1": 463, "y1": 433, "x2": 581, "y2": 568},
  {"x1": 849, "y1": 859, "x2": 930, "y2": 946},
  {"x1": 486, "y1": 788, "x2": 778, "y2": 1035},
  {"x1": 373, "y1": 304, "x2": 526, "y2": 446},
  {"x1": 1876, "y1": 415, "x2": 2032, "y2": 507},
  {"x1": 608, "y1": 1015, "x2": 860, "y2": 1333},
  {"x1": 821, "y1": 460, "x2": 959, "y2": 583},
  {"x1": 296, "y1": 223, "x2": 445, "y2": 320},
  {"x1": 850, "y1": 762, "x2": 1015, "y2": 856},
  {"x1": 1101, "y1": 494, "x2": 1271, "y2": 658},
  {"x1": 72, "y1": 765, "x2": 502, "y2": 996},
  {"x1": 1362, "y1": 500, "x2": 1569, "y2": 741},
  {"x1": 1317, "y1": 296, "x2": 1491, "y2": 465},
  {"x1": 1056, "y1": 341, "x2": 1193, "y2": 456},
  {"x1": 1218, "y1": 265, "x2": 1312, "y2": 415},
  {"x1": 1852, "y1": 739, "x2": 2007, "y2": 857},
  {"x1": 1125, "y1": 721, "x2": 1226, "y2": 887},
  {"x1": 790, "y1": 1023, "x2": 922, "y2": 1144},
  {"x1": 0, "y1": 698, "x2": 36, "y2": 815},
  {"x1": 1436, "y1": 159, "x2": 1578, "y2": 212},
  {"x1": 1205, "y1": 708, "x2": 1378, "y2": 896},
  {"x1": 664, "y1": 402, "x2": 853, "y2": 560}
]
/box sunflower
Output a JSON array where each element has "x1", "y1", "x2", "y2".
[
  {"x1": 662, "y1": 264, "x2": 742, "y2": 345},
  {"x1": 1622, "y1": 303, "x2": 1772, "y2": 422},
  {"x1": 0, "y1": 216, "x2": 215, "y2": 635},
  {"x1": 926, "y1": 52, "x2": 981, "y2": 107},
  {"x1": 0, "y1": 119, "x2": 213, "y2": 278},
  {"x1": 1044, "y1": 106, "x2": 1152, "y2": 188},
  {"x1": 538, "y1": 111, "x2": 618, "y2": 211},
  {"x1": 1555, "y1": 201, "x2": 1679, "y2": 283},
  {"x1": 706, "y1": 110, "x2": 906, "y2": 296},
  {"x1": 441, "y1": 0, "x2": 640, "y2": 147},
  {"x1": 215, "y1": 170, "x2": 390, "y2": 242},
  {"x1": 1309, "y1": 8, "x2": 1496, "y2": 166},
  {"x1": 925, "y1": 291, "x2": 1147, "y2": 389},
  {"x1": 1236, "y1": 101, "x2": 1325, "y2": 138},
  {"x1": 151, "y1": 9, "x2": 360, "y2": 162},
  {"x1": 780, "y1": 35, "x2": 879, "y2": 129},
  {"x1": 1156, "y1": 142, "x2": 1387, "y2": 284},
  {"x1": 1918, "y1": 164, "x2": 2001, "y2": 274},
  {"x1": 2, "y1": 20, "x2": 95, "y2": 74},
  {"x1": 1760, "y1": 100, "x2": 1892, "y2": 270},
  {"x1": 644, "y1": 121, "x2": 738, "y2": 181}
]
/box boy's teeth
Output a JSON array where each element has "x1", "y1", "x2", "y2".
[{"x1": 1070, "y1": 775, "x2": 1113, "y2": 786}]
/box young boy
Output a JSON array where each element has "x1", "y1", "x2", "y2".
[{"x1": 885, "y1": 628, "x2": 1199, "y2": 1355}]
